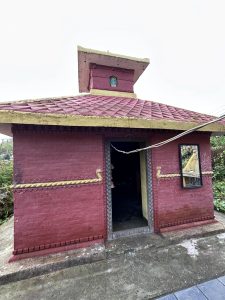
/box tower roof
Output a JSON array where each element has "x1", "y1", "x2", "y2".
[{"x1": 78, "y1": 46, "x2": 150, "y2": 93}]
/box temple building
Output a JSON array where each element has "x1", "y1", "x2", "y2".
[{"x1": 0, "y1": 46, "x2": 224, "y2": 260}]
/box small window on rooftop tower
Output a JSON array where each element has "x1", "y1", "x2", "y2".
[{"x1": 109, "y1": 76, "x2": 118, "y2": 87}]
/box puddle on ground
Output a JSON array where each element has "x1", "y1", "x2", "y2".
[
  {"x1": 216, "y1": 233, "x2": 225, "y2": 241},
  {"x1": 106, "y1": 268, "x2": 112, "y2": 273},
  {"x1": 179, "y1": 239, "x2": 199, "y2": 258}
]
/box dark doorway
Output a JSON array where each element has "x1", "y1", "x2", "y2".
[{"x1": 111, "y1": 142, "x2": 148, "y2": 232}]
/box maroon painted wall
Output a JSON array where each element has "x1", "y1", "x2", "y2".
[
  {"x1": 101, "y1": 129, "x2": 214, "y2": 232},
  {"x1": 12, "y1": 126, "x2": 214, "y2": 256},
  {"x1": 90, "y1": 64, "x2": 134, "y2": 93},
  {"x1": 151, "y1": 131, "x2": 214, "y2": 231},
  {"x1": 13, "y1": 126, "x2": 105, "y2": 254}
]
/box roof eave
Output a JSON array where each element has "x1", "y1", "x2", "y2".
[
  {"x1": 0, "y1": 110, "x2": 224, "y2": 134},
  {"x1": 0, "y1": 123, "x2": 12, "y2": 137}
]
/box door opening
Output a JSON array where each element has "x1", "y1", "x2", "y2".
[{"x1": 110, "y1": 142, "x2": 148, "y2": 232}]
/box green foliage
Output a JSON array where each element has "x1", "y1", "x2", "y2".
[
  {"x1": 0, "y1": 140, "x2": 13, "y2": 161},
  {"x1": 211, "y1": 136, "x2": 225, "y2": 181},
  {"x1": 214, "y1": 198, "x2": 225, "y2": 213},
  {"x1": 0, "y1": 140, "x2": 13, "y2": 224},
  {"x1": 211, "y1": 136, "x2": 225, "y2": 213},
  {"x1": 213, "y1": 181, "x2": 225, "y2": 199}
]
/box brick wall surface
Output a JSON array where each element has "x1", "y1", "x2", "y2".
[
  {"x1": 12, "y1": 126, "x2": 214, "y2": 255},
  {"x1": 13, "y1": 127, "x2": 105, "y2": 253},
  {"x1": 102, "y1": 129, "x2": 214, "y2": 232},
  {"x1": 150, "y1": 131, "x2": 214, "y2": 231}
]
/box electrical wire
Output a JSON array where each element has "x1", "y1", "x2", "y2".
[
  {"x1": 111, "y1": 114, "x2": 225, "y2": 155},
  {"x1": 211, "y1": 106, "x2": 225, "y2": 116}
]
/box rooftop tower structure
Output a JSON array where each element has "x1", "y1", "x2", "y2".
[{"x1": 78, "y1": 46, "x2": 150, "y2": 98}]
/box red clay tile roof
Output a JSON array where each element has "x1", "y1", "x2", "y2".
[{"x1": 0, "y1": 94, "x2": 223, "y2": 125}]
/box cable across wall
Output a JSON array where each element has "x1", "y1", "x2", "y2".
[{"x1": 111, "y1": 114, "x2": 225, "y2": 154}]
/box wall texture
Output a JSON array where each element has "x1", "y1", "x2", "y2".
[
  {"x1": 13, "y1": 126, "x2": 105, "y2": 256},
  {"x1": 150, "y1": 131, "x2": 214, "y2": 232},
  {"x1": 12, "y1": 126, "x2": 214, "y2": 257},
  {"x1": 90, "y1": 64, "x2": 134, "y2": 92}
]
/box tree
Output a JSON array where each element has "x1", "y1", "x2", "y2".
[
  {"x1": 211, "y1": 136, "x2": 225, "y2": 212},
  {"x1": 0, "y1": 140, "x2": 13, "y2": 223}
]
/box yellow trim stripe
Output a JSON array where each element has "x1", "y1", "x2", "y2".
[
  {"x1": 157, "y1": 167, "x2": 213, "y2": 179},
  {"x1": 0, "y1": 110, "x2": 224, "y2": 132},
  {"x1": 13, "y1": 169, "x2": 102, "y2": 189},
  {"x1": 90, "y1": 89, "x2": 137, "y2": 98},
  {"x1": 78, "y1": 45, "x2": 150, "y2": 64}
]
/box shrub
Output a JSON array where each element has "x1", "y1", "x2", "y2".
[
  {"x1": 211, "y1": 136, "x2": 225, "y2": 213},
  {"x1": 0, "y1": 140, "x2": 13, "y2": 224},
  {"x1": 213, "y1": 181, "x2": 225, "y2": 212},
  {"x1": 211, "y1": 136, "x2": 225, "y2": 181},
  {"x1": 0, "y1": 161, "x2": 13, "y2": 224}
]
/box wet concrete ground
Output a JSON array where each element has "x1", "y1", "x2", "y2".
[
  {"x1": 1, "y1": 231, "x2": 225, "y2": 300},
  {"x1": 0, "y1": 217, "x2": 13, "y2": 268}
]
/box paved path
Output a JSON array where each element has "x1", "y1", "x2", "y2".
[
  {"x1": 1, "y1": 212, "x2": 225, "y2": 299},
  {"x1": 1, "y1": 214, "x2": 224, "y2": 285},
  {"x1": 1, "y1": 233, "x2": 225, "y2": 299},
  {"x1": 158, "y1": 276, "x2": 225, "y2": 300}
]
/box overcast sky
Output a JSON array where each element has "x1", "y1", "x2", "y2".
[{"x1": 1, "y1": 0, "x2": 225, "y2": 139}]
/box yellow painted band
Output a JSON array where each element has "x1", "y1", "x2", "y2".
[
  {"x1": 90, "y1": 89, "x2": 137, "y2": 98},
  {"x1": 78, "y1": 45, "x2": 150, "y2": 64},
  {"x1": 0, "y1": 109, "x2": 224, "y2": 132},
  {"x1": 13, "y1": 169, "x2": 102, "y2": 189},
  {"x1": 156, "y1": 167, "x2": 213, "y2": 179}
]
